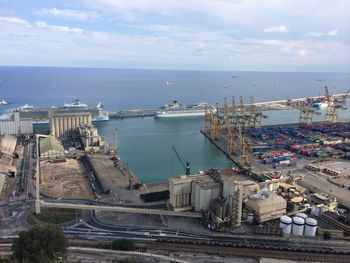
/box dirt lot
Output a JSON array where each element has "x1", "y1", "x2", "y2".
[{"x1": 40, "y1": 158, "x2": 94, "y2": 200}]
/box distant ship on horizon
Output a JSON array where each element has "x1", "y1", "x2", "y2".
[{"x1": 0, "y1": 99, "x2": 8, "y2": 105}]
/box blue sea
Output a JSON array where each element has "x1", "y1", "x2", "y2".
[{"x1": 1, "y1": 66, "x2": 349, "y2": 183}]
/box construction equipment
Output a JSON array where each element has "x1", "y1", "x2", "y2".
[{"x1": 172, "y1": 145, "x2": 190, "y2": 175}]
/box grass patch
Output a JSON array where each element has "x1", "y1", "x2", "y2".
[{"x1": 34, "y1": 208, "x2": 82, "y2": 224}]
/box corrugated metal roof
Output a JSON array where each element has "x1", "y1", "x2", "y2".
[{"x1": 40, "y1": 136, "x2": 64, "y2": 155}]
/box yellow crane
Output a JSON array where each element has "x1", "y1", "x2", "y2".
[{"x1": 324, "y1": 86, "x2": 343, "y2": 123}]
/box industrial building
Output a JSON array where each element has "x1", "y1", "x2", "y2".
[
  {"x1": 169, "y1": 168, "x2": 285, "y2": 228},
  {"x1": 78, "y1": 124, "x2": 105, "y2": 152},
  {"x1": 0, "y1": 134, "x2": 17, "y2": 157},
  {"x1": 0, "y1": 112, "x2": 33, "y2": 135},
  {"x1": 39, "y1": 135, "x2": 65, "y2": 159},
  {"x1": 49, "y1": 110, "x2": 92, "y2": 139},
  {"x1": 246, "y1": 192, "x2": 286, "y2": 222}
]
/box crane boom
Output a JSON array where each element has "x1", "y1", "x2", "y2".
[{"x1": 172, "y1": 146, "x2": 190, "y2": 175}]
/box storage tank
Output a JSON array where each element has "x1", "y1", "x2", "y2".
[
  {"x1": 296, "y1": 212, "x2": 308, "y2": 220},
  {"x1": 292, "y1": 216, "x2": 305, "y2": 236},
  {"x1": 304, "y1": 218, "x2": 317, "y2": 237},
  {"x1": 279, "y1": 215, "x2": 292, "y2": 234}
]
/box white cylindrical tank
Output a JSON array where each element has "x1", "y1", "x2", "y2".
[
  {"x1": 296, "y1": 212, "x2": 308, "y2": 220},
  {"x1": 279, "y1": 215, "x2": 292, "y2": 234},
  {"x1": 247, "y1": 212, "x2": 254, "y2": 224},
  {"x1": 304, "y1": 218, "x2": 317, "y2": 237},
  {"x1": 292, "y1": 216, "x2": 305, "y2": 236}
]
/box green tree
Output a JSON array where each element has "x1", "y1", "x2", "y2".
[
  {"x1": 112, "y1": 239, "x2": 135, "y2": 251},
  {"x1": 12, "y1": 223, "x2": 68, "y2": 263}
]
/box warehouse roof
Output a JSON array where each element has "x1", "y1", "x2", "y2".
[
  {"x1": 0, "y1": 134, "x2": 17, "y2": 156},
  {"x1": 40, "y1": 136, "x2": 64, "y2": 155}
]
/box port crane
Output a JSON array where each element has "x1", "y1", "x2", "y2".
[
  {"x1": 172, "y1": 145, "x2": 190, "y2": 175},
  {"x1": 113, "y1": 129, "x2": 120, "y2": 164},
  {"x1": 324, "y1": 86, "x2": 346, "y2": 123}
]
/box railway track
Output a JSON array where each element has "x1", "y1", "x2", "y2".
[{"x1": 140, "y1": 241, "x2": 350, "y2": 262}]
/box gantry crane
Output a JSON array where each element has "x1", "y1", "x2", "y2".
[
  {"x1": 294, "y1": 106, "x2": 321, "y2": 126},
  {"x1": 248, "y1": 96, "x2": 267, "y2": 129},
  {"x1": 324, "y1": 86, "x2": 344, "y2": 123}
]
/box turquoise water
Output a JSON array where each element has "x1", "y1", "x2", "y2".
[
  {"x1": 93, "y1": 105, "x2": 350, "y2": 183},
  {"x1": 94, "y1": 117, "x2": 233, "y2": 183}
]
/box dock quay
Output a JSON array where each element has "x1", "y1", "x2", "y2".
[
  {"x1": 108, "y1": 109, "x2": 156, "y2": 119},
  {"x1": 106, "y1": 93, "x2": 349, "y2": 119}
]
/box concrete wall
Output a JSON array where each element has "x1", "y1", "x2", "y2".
[
  {"x1": 0, "y1": 113, "x2": 33, "y2": 135},
  {"x1": 169, "y1": 176, "x2": 192, "y2": 209}
]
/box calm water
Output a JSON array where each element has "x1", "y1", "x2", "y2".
[
  {"x1": 0, "y1": 66, "x2": 349, "y2": 110},
  {"x1": 1, "y1": 67, "x2": 350, "y2": 182}
]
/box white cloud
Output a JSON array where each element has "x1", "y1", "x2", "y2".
[
  {"x1": 35, "y1": 21, "x2": 84, "y2": 33},
  {"x1": 307, "y1": 29, "x2": 338, "y2": 37},
  {"x1": 0, "y1": 16, "x2": 31, "y2": 27},
  {"x1": 298, "y1": 49, "x2": 309, "y2": 58},
  {"x1": 35, "y1": 8, "x2": 98, "y2": 20},
  {"x1": 328, "y1": 29, "x2": 338, "y2": 36},
  {"x1": 264, "y1": 25, "x2": 289, "y2": 33}
]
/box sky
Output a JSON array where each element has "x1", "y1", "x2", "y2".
[{"x1": 0, "y1": 0, "x2": 349, "y2": 72}]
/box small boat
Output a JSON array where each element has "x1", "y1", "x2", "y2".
[
  {"x1": 224, "y1": 85, "x2": 229, "y2": 89},
  {"x1": 313, "y1": 102, "x2": 328, "y2": 109},
  {"x1": 0, "y1": 99, "x2": 8, "y2": 105},
  {"x1": 164, "y1": 81, "x2": 174, "y2": 86},
  {"x1": 232, "y1": 75, "x2": 239, "y2": 78}
]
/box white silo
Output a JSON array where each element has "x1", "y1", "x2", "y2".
[
  {"x1": 279, "y1": 215, "x2": 292, "y2": 235},
  {"x1": 296, "y1": 212, "x2": 308, "y2": 220},
  {"x1": 292, "y1": 216, "x2": 305, "y2": 236},
  {"x1": 304, "y1": 218, "x2": 317, "y2": 237}
]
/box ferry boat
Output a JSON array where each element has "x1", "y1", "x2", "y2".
[
  {"x1": 0, "y1": 99, "x2": 8, "y2": 105},
  {"x1": 155, "y1": 101, "x2": 215, "y2": 118}
]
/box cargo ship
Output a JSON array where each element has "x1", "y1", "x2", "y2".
[
  {"x1": 0, "y1": 99, "x2": 109, "y2": 124},
  {"x1": 155, "y1": 101, "x2": 215, "y2": 118}
]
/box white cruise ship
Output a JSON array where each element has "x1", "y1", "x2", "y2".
[
  {"x1": 155, "y1": 101, "x2": 215, "y2": 118},
  {"x1": 0, "y1": 99, "x2": 8, "y2": 105},
  {"x1": 63, "y1": 99, "x2": 88, "y2": 108}
]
